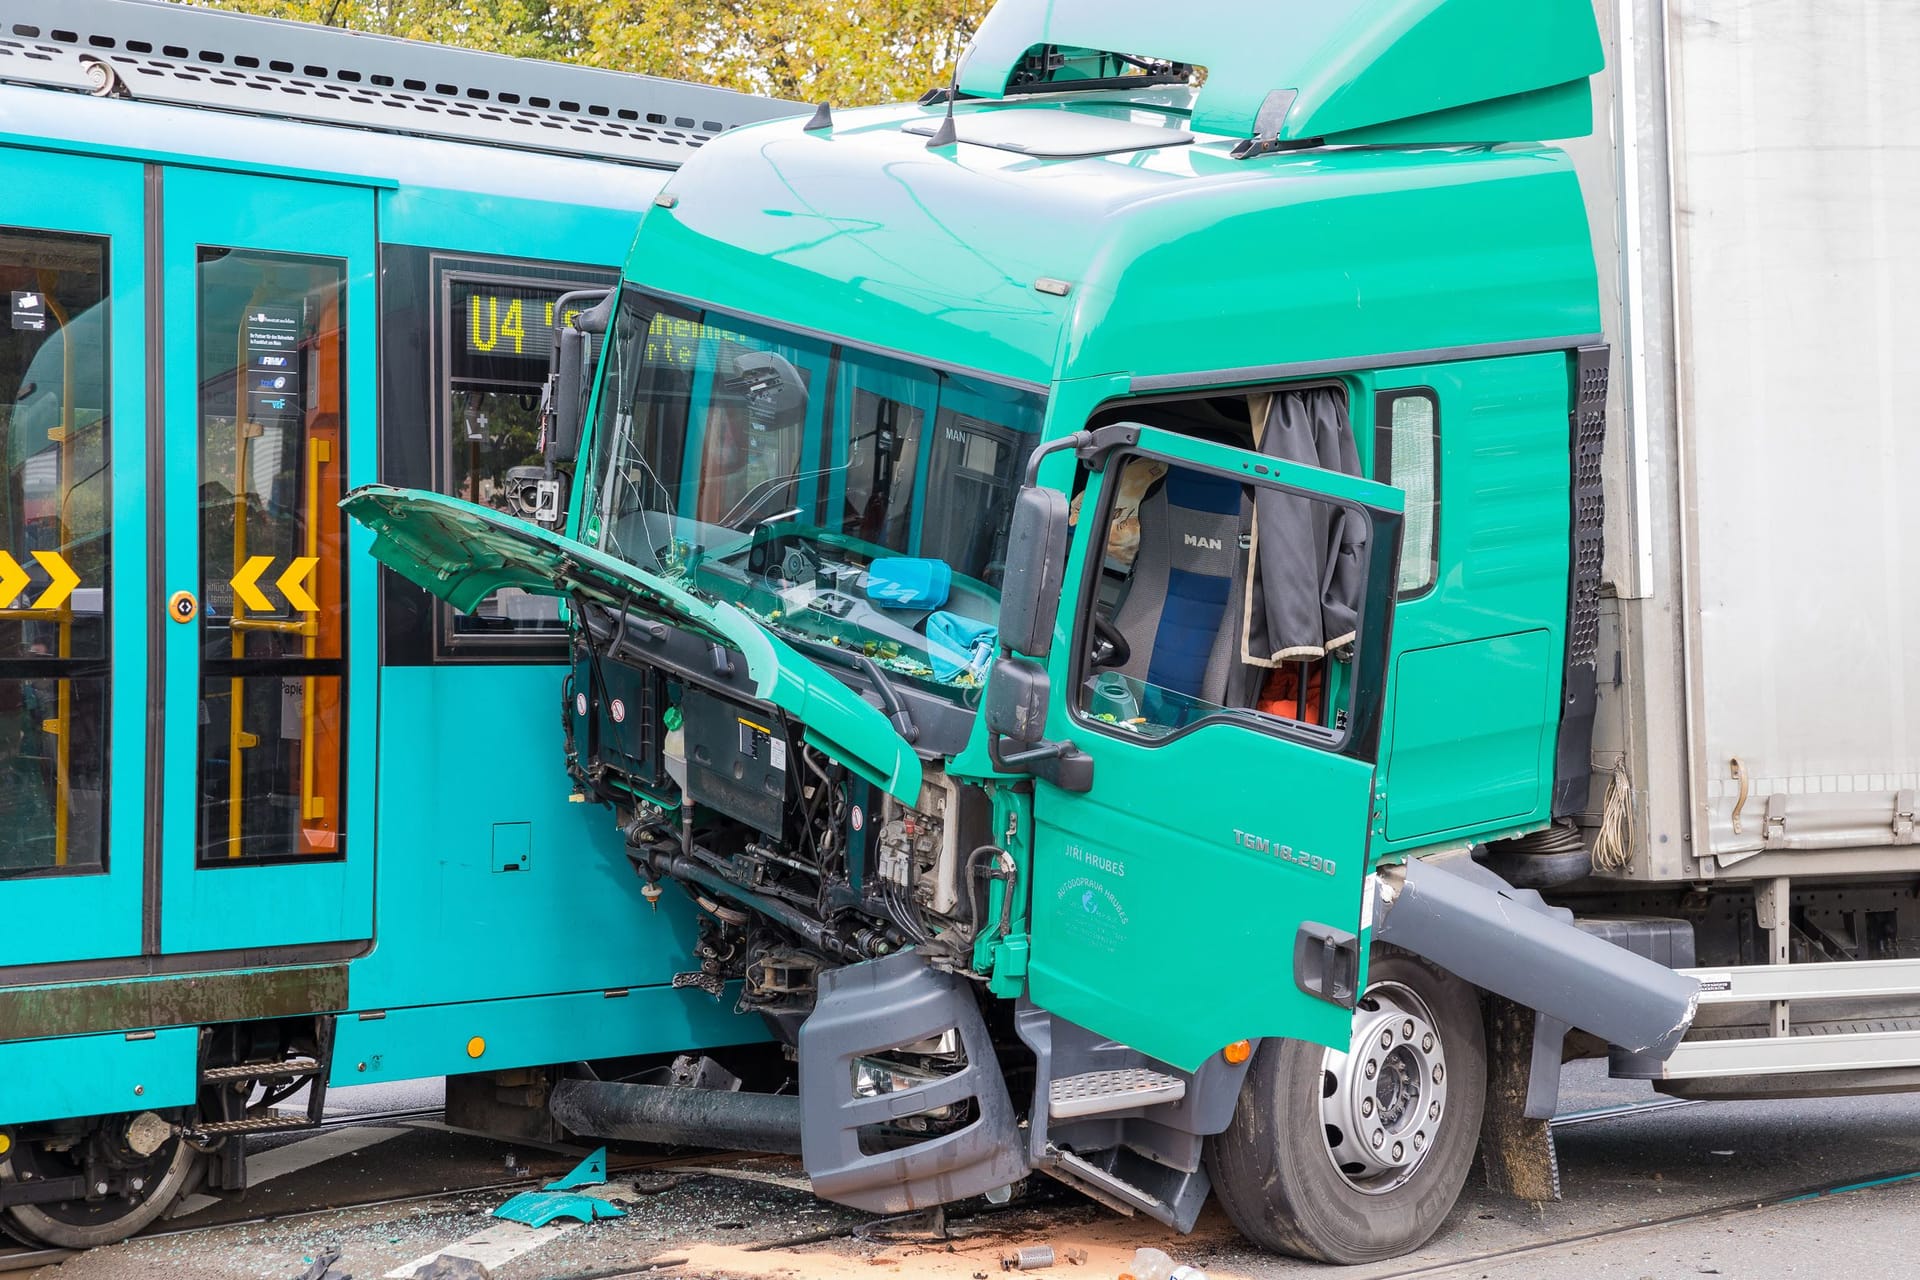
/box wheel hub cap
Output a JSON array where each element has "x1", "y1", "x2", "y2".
[{"x1": 1320, "y1": 981, "x2": 1448, "y2": 1194}]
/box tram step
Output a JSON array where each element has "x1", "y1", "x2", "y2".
[
  {"x1": 200, "y1": 1057, "x2": 324, "y2": 1084},
  {"x1": 189, "y1": 1112, "x2": 321, "y2": 1136},
  {"x1": 1048, "y1": 1068, "x2": 1187, "y2": 1120}
]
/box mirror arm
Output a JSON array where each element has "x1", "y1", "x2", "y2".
[
  {"x1": 998, "y1": 738, "x2": 1077, "y2": 768},
  {"x1": 1021, "y1": 423, "x2": 1144, "y2": 485},
  {"x1": 988, "y1": 728, "x2": 1093, "y2": 793},
  {"x1": 576, "y1": 290, "x2": 617, "y2": 335}
]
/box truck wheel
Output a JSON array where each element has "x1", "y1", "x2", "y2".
[
  {"x1": 0, "y1": 1116, "x2": 204, "y2": 1249},
  {"x1": 1206, "y1": 949, "x2": 1485, "y2": 1263}
]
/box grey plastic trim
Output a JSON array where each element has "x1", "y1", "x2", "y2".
[
  {"x1": 1131, "y1": 334, "x2": 1608, "y2": 394},
  {"x1": 1372, "y1": 854, "x2": 1700, "y2": 1057},
  {"x1": 798, "y1": 950, "x2": 1028, "y2": 1213}
]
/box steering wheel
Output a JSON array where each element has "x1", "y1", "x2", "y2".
[{"x1": 1091, "y1": 612, "x2": 1132, "y2": 669}]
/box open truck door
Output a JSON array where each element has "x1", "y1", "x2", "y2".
[{"x1": 989, "y1": 425, "x2": 1405, "y2": 1070}]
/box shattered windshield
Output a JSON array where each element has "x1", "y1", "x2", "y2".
[{"x1": 580, "y1": 289, "x2": 1045, "y2": 701}]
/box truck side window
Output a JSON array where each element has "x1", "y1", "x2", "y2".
[
  {"x1": 1375, "y1": 389, "x2": 1438, "y2": 597},
  {"x1": 1077, "y1": 456, "x2": 1369, "y2": 747}
]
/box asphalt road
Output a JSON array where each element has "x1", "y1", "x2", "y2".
[{"x1": 23, "y1": 1064, "x2": 1920, "y2": 1279}]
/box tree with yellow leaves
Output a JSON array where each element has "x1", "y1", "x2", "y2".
[{"x1": 171, "y1": 0, "x2": 992, "y2": 103}]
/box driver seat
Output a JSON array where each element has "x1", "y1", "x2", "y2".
[{"x1": 1110, "y1": 466, "x2": 1252, "y2": 707}]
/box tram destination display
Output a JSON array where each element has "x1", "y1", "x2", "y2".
[{"x1": 453, "y1": 281, "x2": 584, "y2": 387}]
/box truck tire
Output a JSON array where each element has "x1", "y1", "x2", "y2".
[{"x1": 1206, "y1": 948, "x2": 1485, "y2": 1263}]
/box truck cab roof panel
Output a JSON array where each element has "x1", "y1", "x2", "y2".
[
  {"x1": 957, "y1": 0, "x2": 1604, "y2": 145},
  {"x1": 634, "y1": 101, "x2": 1601, "y2": 390}
]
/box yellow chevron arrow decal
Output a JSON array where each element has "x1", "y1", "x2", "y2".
[
  {"x1": 30, "y1": 550, "x2": 79, "y2": 611},
  {"x1": 277, "y1": 556, "x2": 319, "y2": 614},
  {"x1": 0, "y1": 552, "x2": 26, "y2": 610},
  {"x1": 231, "y1": 554, "x2": 275, "y2": 612}
]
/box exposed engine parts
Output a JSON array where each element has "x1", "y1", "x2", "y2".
[{"x1": 565, "y1": 634, "x2": 1009, "y2": 1028}]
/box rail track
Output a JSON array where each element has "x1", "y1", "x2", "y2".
[
  {"x1": 1, "y1": 1094, "x2": 1904, "y2": 1278},
  {"x1": 0, "y1": 1106, "x2": 743, "y2": 1273}
]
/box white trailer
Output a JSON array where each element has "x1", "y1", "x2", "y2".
[{"x1": 1560, "y1": 0, "x2": 1920, "y2": 1091}]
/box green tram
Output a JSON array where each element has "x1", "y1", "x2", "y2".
[{"x1": 0, "y1": 0, "x2": 789, "y2": 1248}]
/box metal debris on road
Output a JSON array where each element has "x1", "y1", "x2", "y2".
[
  {"x1": 298, "y1": 1246, "x2": 352, "y2": 1280},
  {"x1": 414, "y1": 1256, "x2": 492, "y2": 1280},
  {"x1": 1002, "y1": 1244, "x2": 1055, "y2": 1271}
]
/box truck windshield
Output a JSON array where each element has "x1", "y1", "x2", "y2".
[{"x1": 580, "y1": 288, "x2": 1046, "y2": 701}]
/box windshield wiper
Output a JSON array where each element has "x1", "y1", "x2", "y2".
[{"x1": 780, "y1": 630, "x2": 919, "y2": 744}]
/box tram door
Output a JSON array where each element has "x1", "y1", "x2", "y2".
[
  {"x1": 156, "y1": 169, "x2": 377, "y2": 956},
  {"x1": 0, "y1": 154, "x2": 147, "y2": 967}
]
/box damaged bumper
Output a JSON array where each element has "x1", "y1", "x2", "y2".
[{"x1": 1373, "y1": 854, "x2": 1700, "y2": 1060}]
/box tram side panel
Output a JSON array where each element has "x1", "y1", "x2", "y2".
[
  {"x1": 339, "y1": 188, "x2": 768, "y2": 1078},
  {"x1": 0, "y1": 118, "x2": 764, "y2": 1183}
]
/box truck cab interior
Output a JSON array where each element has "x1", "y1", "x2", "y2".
[{"x1": 1076, "y1": 386, "x2": 1364, "y2": 746}]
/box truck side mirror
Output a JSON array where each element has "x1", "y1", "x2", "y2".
[
  {"x1": 985, "y1": 655, "x2": 1051, "y2": 744},
  {"x1": 548, "y1": 325, "x2": 589, "y2": 465},
  {"x1": 985, "y1": 655, "x2": 1093, "y2": 793},
  {"x1": 998, "y1": 487, "x2": 1071, "y2": 658},
  {"x1": 544, "y1": 290, "x2": 613, "y2": 468}
]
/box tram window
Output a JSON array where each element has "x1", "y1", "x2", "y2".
[
  {"x1": 437, "y1": 275, "x2": 613, "y2": 653},
  {"x1": 0, "y1": 228, "x2": 109, "y2": 877},
  {"x1": 195, "y1": 248, "x2": 347, "y2": 865}
]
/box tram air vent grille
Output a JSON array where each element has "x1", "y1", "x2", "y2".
[{"x1": 0, "y1": 4, "x2": 800, "y2": 167}]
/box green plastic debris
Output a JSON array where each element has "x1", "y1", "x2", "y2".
[
  {"x1": 491, "y1": 1190, "x2": 625, "y2": 1227},
  {"x1": 544, "y1": 1147, "x2": 608, "y2": 1191}
]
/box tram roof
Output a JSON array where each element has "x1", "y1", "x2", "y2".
[{"x1": 0, "y1": 0, "x2": 803, "y2": 171}]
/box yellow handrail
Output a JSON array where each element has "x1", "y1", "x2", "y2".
[
  {"x1": 227, "y1": 284, "x2": 269, "y2": 860},
  {"x1": 35, "y1": 270, "x2": 73, "y2": 869},
  {"x1": 300, "y1": 439, "x2": 327, "y2": 825}
]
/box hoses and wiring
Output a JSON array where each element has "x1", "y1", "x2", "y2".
[{"x1": 1592, "y1": 759, "x2": 1636, "y2": 872}]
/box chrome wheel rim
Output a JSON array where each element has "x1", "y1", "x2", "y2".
[{"x1": 1319, "y1": 980, "x2": 1448, "y2": 1195}]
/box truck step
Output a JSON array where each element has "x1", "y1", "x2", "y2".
[
  {"x1": 1041, "y1": 1146, "x2": 1157, "y2": 1217},
  {"x1": 1048, "y1": 1068, "x2": 1186, "y2": 1119}
]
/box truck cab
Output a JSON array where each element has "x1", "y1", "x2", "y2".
[{"x1": 346, "y1": 0, "x2": 1700, "y2": 1262}]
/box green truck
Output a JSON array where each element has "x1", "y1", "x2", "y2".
[{"x1": 344, "y1": 0, "x2": 1734, "y2": 1262}]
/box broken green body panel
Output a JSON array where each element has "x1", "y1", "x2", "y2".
[{"x1": 342, "y1": 486, "x2": 922, "y2": 804}]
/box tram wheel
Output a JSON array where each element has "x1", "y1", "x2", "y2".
[
  {"x1": 0, "y1": 1113, "x2": 205, "y2": 1249},
  {"x1": 1206, "y1": 948, "x2": 1486, "y2": 1264}
]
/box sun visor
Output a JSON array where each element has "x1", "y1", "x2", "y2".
[{"x1": 956, "y1": 0, "x2": 1604, "y2": 146}]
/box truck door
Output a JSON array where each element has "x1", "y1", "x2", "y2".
[
  {"x1": 156, "y1": 168, "x2": 377, "y2": 955},
  {"x1": 1016, "y1": 426, "x2": 1405, "y2": 1071}
]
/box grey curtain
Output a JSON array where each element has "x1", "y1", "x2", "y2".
[{"x1": 1242, "y1": 387, "x2": 1368, "y2": 666}]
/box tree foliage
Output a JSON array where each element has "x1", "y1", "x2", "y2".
[{"x1": 172, "y1": 0, "x2": 993, "y2": 103}]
